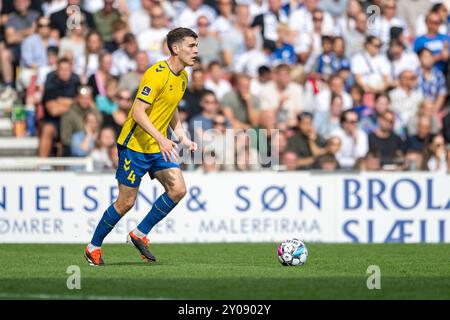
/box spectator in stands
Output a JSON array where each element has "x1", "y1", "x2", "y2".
[
  {"x1": 285, "y1": 111, "x2": 326, "y2": 170},
  {"x1": 136, "y1": 4, "x2": 170, "y2": 65},
  {"x1": 181, "y1": 68, "x2": 208, "y2": 121},
  {"x1": 39, "y1": 57, "x2": 80, "y2": 157},
  {"x1": 200, "y1": 150, "x2": 222, "y2": 173},
  {"x1": 60, "y1": 85, "x2": 102, "y2": 156},
  {"x1": 386, "y1": 38, "x2": 420, "y2": 85},
  {"x1": 175, "y1": 0, "x2": 216, "y2": 30},
  {"x1": 413, "y1": 11, "x2": 449, "y2": 73},
  {"x1": 407, "y1": 99, "x2": 440, "y2": 137},
  {"x1": 93, "y1": 0, "x2": 124, "y2": 50},
  {"x1": 313, "y1": 136, "x2": 342, "y2": 169},
  {"x1": 343, "y1": 11, "x2": 367, "y2": 58},
  {"x1": 87, "y1": 51, "x2": 113, "y2": 97},
  {"x1": 18, "y1": 16, "x2": 57, "y2": 91},
  {"x1": 101, "y1": 88, "x2": 132, "y2": 136},
  {"x1": 397, "y1": 0, "x2": 432, "y2": 37},
  {"x1": 314, "y1": 93, "x2": 344, "y2": 139},
  {"x1": 204, "y1": 61, "x2": 232, "y2": 101},
  {"x1": 107, "y1": 18, "x2": 128, "y2": 53},
  {"x1": 336, "y1": 0, "x2": 362, "y2": 35},
  {"x1": 71, "y1": 110, "x2": 100, "y2": 157},
  {"x1": 196, "y1": 15, "x2": 223, "y2": 68},
  {"x1": 0, "y1": 0, "x2": 40, "y2": 97},
  {"x1": 75, "y1": 31, "x2": 103, "y2": 81},
  {"x1": 90, "y1": 126, "x2": 117, "y2": 170},
  {"x1": 370, "y1": 0, "x2": 409, "y2": 47},
  {"x1": 95, "y1": 76, "x2": 119, "y2": 115},
  {"x1": 259, "y1": 63, "x2": 304, "y2": 129},
  {"x1": 36, "y1": 46, "x2": 59, "y2": 89},
  {"x1": 351, "y1": 36, "x2": 391, "y2": 94},
  {"x1": 111, "y1": 32, "x2": 138, "y2": 77},
  {"x1": 236, "y1": 132, "x2": 261, "y2": 171},
  {"x1": 368, "y1": 110, "x2": 404, "y2": 167},
  {"x1": 314, "y1": 74, "x2": 352, "y2": 113},
  {"x1": 417, "y1": 48, "x2": 447, "y2": 113},
  {"x1": 118, "y1": 51, "x2": 149, "y2": 95},
  {"x1": 49, "y1": 0, "x2": 95, "y2": 39},
  {"x1": 389, "y1": 69, "x2": 423, "y2": 125},
  {"x1": 234, "y1": 28, "x2": 269, "y2": 78},
  {"x1": 222, "y1": 73, "x2": 260, "y2": 130},
  {"x1": 128, "y1": 0, "x2": 152, "y2": 36},
  {"x1": 331, "y1": 109, "x2": 368, "y2": 169},
  {"x1": 270, "y1": 23, "x2": 296, "y2": 66},
  {"x1": 289, "y1": 0, "x2": 334, "y2": 36},
  {"x1": 405, "y1": 115, "x2": 434, "y2": 153},
  {"x1": 314, "y1": 35, "x2": 334, "y2": 80},
  {"x1": 281, "y1": 151, "x2": 299, "y2": 171},
  {"x1": 422, "y1": 134, "x2": 447, "y2": 172},
  {"x1": 251, "y1": 0, "x2": 288, "y2": 46},
  {"x1": 250, "y1": 65, "x2": 272, "y2": 96},
  {"x1": 58, "y1": 15, "x2": 87, "y2": 63}
]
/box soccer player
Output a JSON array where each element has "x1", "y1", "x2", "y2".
[{"x1": 84, "y1": 28, "x2": 199, "y2": 266}]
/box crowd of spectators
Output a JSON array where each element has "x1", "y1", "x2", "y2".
[{"x1": 1, "y1": 0, "x2": 450, "y2": 172}]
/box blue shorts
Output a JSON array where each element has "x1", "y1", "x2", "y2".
[{"x1": 115, "y1": 144, "x2": 180, "y2": 188}]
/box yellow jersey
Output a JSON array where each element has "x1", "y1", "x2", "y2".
[{"x1": 117, "y1": 61, "x2": 188, "y2": 153}]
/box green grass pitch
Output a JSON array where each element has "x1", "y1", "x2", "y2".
[{"x1": 0, "y1": 243, "x2": 449, "y2": 299}]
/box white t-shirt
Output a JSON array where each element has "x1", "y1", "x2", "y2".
[
  {"x1": 174, "y1": 5, "x2": 217, "y2": 30},
  {"x1": 369, "y1": 16, "x2": 409, "y2": 46},
  {"x1": 205, "y1": 78, "x2": 232, "y2": 101},
  {"x1": 351, "y1": 51, "x2": 390, "y2": 86},
  {"x1": 387, "y1": 50, "x2": 420, "y2": 80},
  {"x1": 314, "y1": 89, "x2": 352, "y2": 113},
  {"x1": 330, "y1": 127, "x2": 369, "y2": 168},
  {"x1": 234, "y1": 49, "x2": 270, "y2": 78},
  {"x1": 295, "y1": 32, "x2": 322, "y2": 73},
  {"x1": 137, "y1": 27, "x2": 170, "y2": 61},
  {"x1": 289, "y1": 7, "x2": 335, "y2": 36}
]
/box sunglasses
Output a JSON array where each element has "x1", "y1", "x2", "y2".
[{"x1": 345, "y1": 119, "x2": 358, "y2": 124}]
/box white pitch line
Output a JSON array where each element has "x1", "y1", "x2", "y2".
[{"x1": 0, "y1": 292, "x2": 176, "y2": 300}]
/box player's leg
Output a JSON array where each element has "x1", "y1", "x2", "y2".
[
  {"x1": 128, "y1": 167, "x2": 186, "y2": 262},
  {"x1": 84, "y1": 183, "x2": 138, "y2": 266}
]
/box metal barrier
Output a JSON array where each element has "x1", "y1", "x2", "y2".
[{"x1": 0, "y1": 157, "x2": 95, "y2": 172}]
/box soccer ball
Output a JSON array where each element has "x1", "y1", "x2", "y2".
[{"x1": 277, "y1": 238, "x2": 308, "y2": 266}]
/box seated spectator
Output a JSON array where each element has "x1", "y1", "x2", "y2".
[
  {"x1": 39, "y1": 57, "x2": 81, "y2": 157},
  {"x1": 74, "y1": 31, "x2": 103, "y2": 81},
  {"x1": 87, "y1": 51, "x2": 113, "y2": 98},
  {"x1": 314, "y1": 35, "x2": 334, "y2": 80},
  {"x1": 118, "y1": 51, "x2": 150, "y2": 95},
  {"x1": 270, "y1": 23, "x2": 296, "y2": 66},
  {"x1": 91, "y1": 126, "x2": 117, "y2": 170},
  {"x1": 49, "y1": 0, "x2": 96, "y2": 39},
  {"x1": 281, "y1": 151, "x2": 299, "y2": 171},
  {"x1": 58, "y1": 16, "x2": 87, "y2": 63},
  {"x1": 259, "y1": 63, "x2": 304, "y2": 129},
  {"x1": 222, "y1": 73, "x2": 260, "y2": 130},
  {"x1": 93, "y1": 0, "x2": 123, "y2": 49},
  {"x1": 330, "y1": 37, "x2": 350, "y2": 75},
  {"x1": 102, "y1": 88, "x2": 132, "y2": 136},
  {"x1": 285, "y1": 112, "x2": 326, "y2": 170},
  {"x1": 314, "y1": 93, "x2": 343, "y2": 139},
  {"x1": 313, "y1": 136, "x2": 342, "y2": 169},
  {"x1": 196, "y1": 15, "x2": 223, "y2": 68},
  {"x1": 1, "y1": 0, "x2": 40, "y2": 96},
  {"x1": 422, "y1": 134, "x2": 447, "y2": 172},
  {"x1": 389, "y1": 69, "x2": 423, "y2": 125},
  {"x1": 404, "y1": 149, "x2": 425, "y2": 171},
  {"x1": 314, "y1": 74, "x2": 352, "y2": 113},
  {"x1": 250, "y1": 65, "x2": 272, "y2": 96},
  {"x1": 235, "y1": 132, "x2": 261, "y2": 171},
  {"x1": 234, "y1": 28, "x2": 269, "y2": 78},
  {"x1": 386, "y1": 38, "x2": 420, "y2": 84},
  {"x1": 350, "y1": 36, "x2": 391, "y2": 94},
  {"x1": 417, "y1": 47, "x2": 447, "y2": 113},
  {"x1": 60, "y1": 85, "x2": 102, "y2": 156},
  {"x1": 204, "y1": 61, "x2": 232, "y2": 101},
  {"x1": 404, "y1": 115, "x2": 434, "y2": 153},
  {"x1": 368, "y1": 110, "x2": 404, "y2": 166},
  {"x1": 331, "y1": 110, "x2": 368, "y2": 169},
  {"x1": 95, "y1": 77, "x2": 119, "y2": 115},
  {"x1": 111, "y1": 32, "x2": 138, "y2": 77},
  {"x1": 71, "y1": 111, "x2": 100, "y2": 157},
  {"x1": 407, "y1": 99, "x2": 440, "y2": 136},
  {"x1": 180, "y1": 68, "x2": 208, "y2": 121}
]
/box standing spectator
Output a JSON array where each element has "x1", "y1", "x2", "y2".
[
  {"x1": 180, "y1": 68, "x2": 208, "y2": 121},
  {"x1": 60, "y1": 85, "x2": 102, "y2": 156},
  {"x1": 204, "y1": 61, "x2": 232, "y2": 101},
  {"x1": 196, "y1": 15, "x2": 223, "y2": 68},
  {"x1": 1, "y1": 0, "x2": 39, "y2": 96},
  {"x1": 39, "y1": 57, "x2": 81, "y2": 157},
  {"x1": 330, "y1": 109, "x2": 368, "y2": 169},
  {"x1": 71, "y1": 111, "x2": 100, "y2": 157},
  {"x1": 49, "y1": 0, "x2": 96, "y2": 39},
  {"x1": 222, "y1": 73, "x2": 260, "y2": 130},
  {"x1": 137, "y1": 5, "x2": 170, "y2": 64},
  {"x1": 87, "y1": 51, "x2": 113, "y2": 98},
  {"x1": 251, "y1": 0, "x2": 288, "y2": 46},
  {"x1": 118, "y1": 51, "x2": 150, "y2": 95},
  {"x1": 259, "y1": 63, "x2": 304, "y2": 129},
  {"x1": 413, "y1": 11, "x2": 450, "y2": 73},
  {"x1": 417, "y1": 48, "x2": 447, "y2": 113},
  {"x1": 110, "y1": 32, "x2": 138, "y2": 77},
  {"x1": 285, "y1": 112, "x2": 326, "y2": 170},
  {"x1": 351, "y1": 36, "x2": 391, "y2": 94},
  {"x1": 368, "y1": 110, "x2": 404, "y2": 166},
  {"x1": 389, "y1": 69, "x2": 424, "y2": 125}
]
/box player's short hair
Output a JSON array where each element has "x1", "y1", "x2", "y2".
[{"x1": 166, "y1": 27, "x2": 198, "y2": 55}]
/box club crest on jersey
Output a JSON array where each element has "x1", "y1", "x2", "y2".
[{"x1": 141, "y1": 86, "x2": 151, "y2": 96}]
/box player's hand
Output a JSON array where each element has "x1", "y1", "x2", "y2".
[
  {"x1": 181, "y1": 137, "x2": 197, "y2": 152},
  {"x1": 158, "y1": 137, "x2": 178, "y2": 162}
]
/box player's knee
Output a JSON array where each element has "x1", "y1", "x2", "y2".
[
  {"x1": 116, "y1": 196, "x2": 136, "y2": 213},
  {"x1": 169, "y1": 186, "x2": 186, "y2": 203}
]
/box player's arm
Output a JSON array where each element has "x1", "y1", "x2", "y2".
[
  {"x1": 170, "y1": 109, "x2": 197, "y2": 151},
  {"x1": 132, "y1": 99, "x2": 177, "y2": 162}
]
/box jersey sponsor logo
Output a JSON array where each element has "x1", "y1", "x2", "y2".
[{"x1": 141, "y1": 86, "x2": 151, "y2": 96}]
